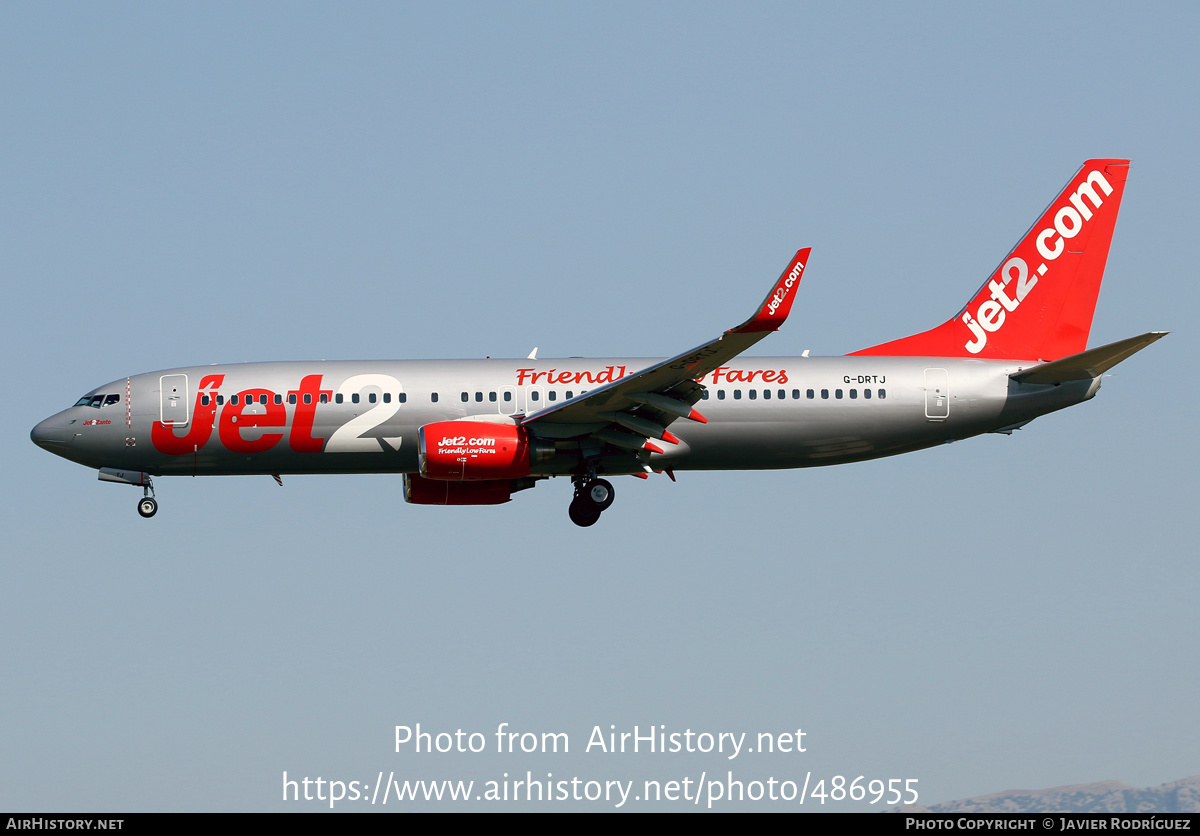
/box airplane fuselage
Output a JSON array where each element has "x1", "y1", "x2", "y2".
[
  {"x1": 29, "y1": 159, "x2": 1155, "y2": 525},
  {"x1": 32, "y1": 355, "x2": 1095, "y2": 478}
]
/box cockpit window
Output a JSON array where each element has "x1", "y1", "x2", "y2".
[
  {"x1": 75, "y1": 394, "x2": 108, "y2": 408},
  {"x1": 103, "y1": 394, "x2": 120, "y2": 407}
]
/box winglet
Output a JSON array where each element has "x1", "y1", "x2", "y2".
[{"x1": 730, "y1": 247, "x2": 811, "y2": 333}]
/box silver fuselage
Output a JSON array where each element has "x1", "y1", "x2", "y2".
[{"x1": 31, "y1": 355, "x2": 1098, "y2": 478}]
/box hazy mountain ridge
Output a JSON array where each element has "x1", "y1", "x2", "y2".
[{"x1": 897, "y1": 775, "x2": 1200, "y2": 813}]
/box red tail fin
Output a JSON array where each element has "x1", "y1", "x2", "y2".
[{"x1": 851, "y1": 159, "x2": 1130, "y2": 361}]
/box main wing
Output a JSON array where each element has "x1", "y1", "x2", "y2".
[{"x1": 521, "y1": 248, "x2": 810, "y2": 452}]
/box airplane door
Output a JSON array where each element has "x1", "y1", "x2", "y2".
[
  {"x1": 160, "y1": 374, "x2": 189, "y2": 427},
  {"x1": 498, "y1": 386, "x2": 517, "y2": 416},
  {"x1": 924, "y1": 368, "x2": 949, "y2": 420},
  {"x1": 525, "y1": 386, "x2": 545, "y2": 415}
]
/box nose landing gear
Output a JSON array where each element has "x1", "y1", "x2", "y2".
[
  {"x1": 97, "y1": 468, "x2": 158, "y2": 518},
  {"x1": 568, "y1": 477, "x2": 614, "y2": 527},
  {"x1": 136, "y1": 478, "x2": 157, "y2": 518}
]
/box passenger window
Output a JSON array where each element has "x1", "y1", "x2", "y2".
[
  {"x1": 806, "y1": 389, "x2": 814, "y2": 399},
  {"x1": 734, "y1": 390, "x2": 742, "y2": 400},
  {"x1": 718, "y1": 390, "x2": 726, "y2": 400},
  {"x1": 749, "y1": 389, "x2": 757, "y2": 400},
  {"x1": 201, "y1": 395, "x2": 209, "y2": 406},
  {"x1": 779, "y1": 389, "x2": 786, "y2": 399},
  {"x1": 835, "y1": 389, "x2": 843, "y2": 399},
  {"x1": 531, "y1": 391, "x2": 540, "y2": 402},
  {"x1": 850, "y1": 389, "x2": 857, "y2": 399},
  {"x1": 763, "y1": 389, "x2": 770, "y2": 399},
  {"x1": 489, "y1": 392, "x2": 497, "y2": 402},
  {"x1": 565, "y1": 391, "x2": 573, "y2": 399},
  {"x1": 399, "y1": 393, "x2": 407, "y2": 403},
  {"x1": 335, "y1": 394, "x2": 343, "y2": 404},
  {"x1": 217, "y1": 395, "x2": 225, "y2": 405},
  {"x1": 288, "y1": 394, "x2": 297, "y2": 405},
  {"x1": 702, "y1": 390, "x2": 710, "y2": 400},
  {"x1": 304, "y1": 394, "x2": 312, "y2": 405},
  {"x1": 821, "y1": 389, "x2": 829, "y2": 399},
  {"x1": 431, "y1": 393, "x2": 439, "y2": 403},
  {"x1": 503, "y1": 391, "x2": 511, "y2": 402},
  {"x1": 368, "y1": 393, "x2": 377, "y2": 404},
  {"x1": 475, "y1": 392, "x2": 483, "y2": 402},
  {"x1": 260, "y1": 394, "x2": 268, "y2": 405},
  {"x1": 460, "y1": 392, "x2": 468, "y2": 403},
  {"x1": 878, "y1": 389, "x2": 886, "y2": 399},
  {"x1": 320, "y1": 393, "x2": 329, "y2": 404},
  {"x1": 864, "y1": 389, "x2": 872, "y2": 399},
  {"x1": 274, "y1": 394, "x2": 283, "y2": 405},
  {"x1": 384, "y1": 393, "x2": 391, "y2": 403},
  {"x1": 352, "y1": 393, "x2": 360, "y2": 404},
  {"x1": 548, "y1": 391, "x2": 556, "y2": 401}
]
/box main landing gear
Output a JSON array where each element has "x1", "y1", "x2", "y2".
[{"x1": 568, "y1": 477, "x2": 614, "y2": 527}]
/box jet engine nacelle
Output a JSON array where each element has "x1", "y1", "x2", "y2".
[
  {"x1": 418, "y1": 420, "x2": 554, "y2": 481},
  {"x1": 404, "y1": 473, "x2": 515, "y2": 505}
]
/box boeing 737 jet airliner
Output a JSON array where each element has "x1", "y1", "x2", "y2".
[{"x1": 32, "y1": 159, "x2": 1164, "y2": 526}]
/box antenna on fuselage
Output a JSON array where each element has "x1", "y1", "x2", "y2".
[{"x1": 527, "y1": 347, "x2": 539, "y2": 360}]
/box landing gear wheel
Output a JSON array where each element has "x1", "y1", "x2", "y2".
[
  {"x1": 568, "y1": 495, "x2": 602, "y2": 527},
  {"x1": 586, "y1": 478, "x2": 615, "y2": 511},
  {"x1": 567, "y1": 476, "x2": 615, "y2": 526},
  {"x1": 137, "y1": 497, "x2": 158, "y2": 518}
]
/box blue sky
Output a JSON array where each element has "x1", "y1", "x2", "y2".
[{"x1": 2, "y1": 2, "x2": 1195, "y2": 811}]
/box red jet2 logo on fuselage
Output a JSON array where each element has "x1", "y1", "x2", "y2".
[
  {"x1": 151, "y1": 374, "x2": 330, "y2": 455},
  {"x1": 150, "y1": 364, "x2": 795, "y2": 456}
]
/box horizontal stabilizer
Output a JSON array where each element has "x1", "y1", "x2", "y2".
[{"x1": 1011, "y1": 331, "x2": 1167, "y2": 385}]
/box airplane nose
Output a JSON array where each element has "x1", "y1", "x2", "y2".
[{"x1": 30, "y1": 416, "x2": 71, "y2": 450}]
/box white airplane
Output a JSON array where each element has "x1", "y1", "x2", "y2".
[{"x1": 32, "y1": 159, "x2": 1164, "y2": 526}]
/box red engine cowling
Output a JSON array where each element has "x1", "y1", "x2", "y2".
[
  {"x1": 419, "y1": 420, "x2": 551, "y2": 481},
  {"x1": 404, "y1": 474, "x2": 514, "y2": 505}
]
